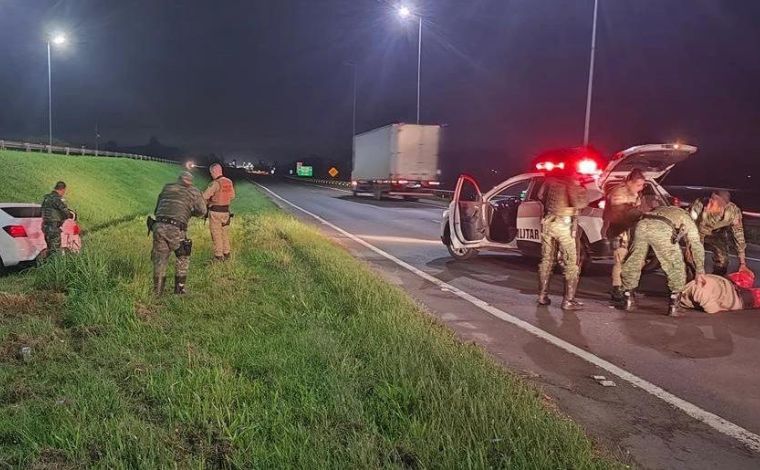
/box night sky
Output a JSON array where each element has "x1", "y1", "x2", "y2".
[{"x1": 2, "y1": 1, "x2": 760, "y2": 187}]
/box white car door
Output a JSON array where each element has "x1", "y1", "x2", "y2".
[{"x1": 450, "y1": 175, "x2": 487, "y2": 247}]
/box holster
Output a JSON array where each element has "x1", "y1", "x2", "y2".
[
  {"x1": 222, "y1": 213, "x2": 234, "y2": 227},
  {"x1": 175, "y1": 239, "x2": 192, "y2": 257},
  {"x1": 146, "y1": 216, "x2": 156, "y2": 236}
]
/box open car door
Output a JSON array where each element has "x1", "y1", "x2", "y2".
[
  {"x1": 451, "y1": 174, "x2": 486, "y2": 246},
  {"x1": 599, "y1": 143, "x2": 698, "y2": 188}
]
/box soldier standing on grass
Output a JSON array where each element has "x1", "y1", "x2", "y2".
[
  {"x1": 41, "y1": 181, "x2": 75, "y2": 257},
  {"x1": 150, "y1": 171, "x2": 206, "y2": 295},
  {"x1": 202, "y1": 163, "x2": 236, "y2": 262}
]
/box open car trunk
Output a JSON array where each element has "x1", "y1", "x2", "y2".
[{"x1": 599, "y1": 143, "x2": 697, "y2": 187}]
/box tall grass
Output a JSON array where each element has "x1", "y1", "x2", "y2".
[
  {"x1": 0, "y1": 150, "x2": 193, "y2": 227},
  {"x1": 0, "y1": 180, "x2": 621, "y2": 468}
]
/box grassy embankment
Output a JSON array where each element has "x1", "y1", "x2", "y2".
[{"x1": 0, "y1": 150, "x2": 621, "y2": 468}]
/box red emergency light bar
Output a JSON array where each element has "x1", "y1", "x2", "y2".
[{"x1": 535, "y1": 157, "x2": 601, "y2": 176}]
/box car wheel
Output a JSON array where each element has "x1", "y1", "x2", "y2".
[{"x1": 447, "y1": 243, "x2": 478, "y2": 261}]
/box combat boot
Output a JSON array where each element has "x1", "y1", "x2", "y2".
[
  {"x1": 174, "y1": 276, "x2": 187, "y2": 295},
  {"x1": 537, "y1": 274, "x2": 551, "y2": 306},
  {"x1": 153, "y1": 276, "x2": 166, "y2": 296},
  {"x1": 619, "y1": 290, "x2": 635, "y2": 311},
  {"x1": 561, "y1": 278, "x2": 583, "y2": 311},
  {"x1": 212, "y1": 256, "x2": 225, "y2": 263},
  {"x1": 668, "y1": 292, "x2": 684, "y2": 317},
  {"x1": 610, "y1": 286, "x2": 624, "y2": 303}
]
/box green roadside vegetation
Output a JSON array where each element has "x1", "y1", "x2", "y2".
[{"x1": 0, "y1": 152, "x2": 621, "y2": 468}]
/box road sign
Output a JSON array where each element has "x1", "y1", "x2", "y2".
[
  {"x1": 328, "y1": 167, "x2": 339, "y2": 178},
  {"x1": 296, "y1": 165, "x2": 313, "y2": 177}
]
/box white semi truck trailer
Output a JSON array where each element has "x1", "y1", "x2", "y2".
[{"x1": 351, "y1": 123, "x2": 441, "y2": 200}]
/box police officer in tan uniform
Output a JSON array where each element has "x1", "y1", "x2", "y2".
[
  {"x1": 203, "y1": 163, "x2": 236, "y2": 261},
  {"x1": 603, "y1": 169, "x2": 645, "y2": 300}
]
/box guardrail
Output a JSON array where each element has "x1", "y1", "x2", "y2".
[{"x1": 0, "y1": 139, "x2": 180, "y2": 165}]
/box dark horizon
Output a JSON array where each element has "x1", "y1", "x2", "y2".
[{"x1": 2, "y1": 1, "x2": 760, "y2": 187}]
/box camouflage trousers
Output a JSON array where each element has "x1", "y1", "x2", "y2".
[
  {"x1": 208, "y1": 211, "x2": 231, "y2": 258},
  {"x1": 43, "y1": 224, "x2": 62, "y2": 256},
  {"x1": 622, "y1": 218, "x2": 685, "y2": 292},
  {"x1": 538, "y1": 215, "x2": 579, "y2": 282},
  {"x1": 704, "y1": 231, "x2": 730, "y2": 273},
  {"x1": 151, "y1": 223, "x2": 189, "y2": 279}
]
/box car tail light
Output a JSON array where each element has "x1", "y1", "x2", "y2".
[{"x1": 3, "y1": 225, "x2": 28, "y2": 238}]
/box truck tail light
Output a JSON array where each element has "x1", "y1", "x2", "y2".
[{"x1": 3, "y1": 225, "x2": 28, "y2": 238}]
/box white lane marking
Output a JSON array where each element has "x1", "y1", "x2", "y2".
[
  {"x1": 254, "y1": 181, "x2": 760, "y2": 453},
  {"x1": 356, "y1": 235, "x2": 441, "y2": 245}
]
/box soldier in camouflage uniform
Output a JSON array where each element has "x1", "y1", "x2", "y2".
[
  {"x1": 688, "y1": 190, "x2": 747, "y2": 276},
  {"x1": 40, "y1": 181, "x2": 75, "y2": 256},
  {"x1": 603, "y1": 169, "x2": 645, "y2": 300},
  {"x1": 620, "y1": 205, "x2": 706, "y2": 315},
  {"x1": 537, "y1": 170, "x2": 589, "y2": 310},
  {"x1": 151, "y1": 171, "x2": 206, "y2": 295}
]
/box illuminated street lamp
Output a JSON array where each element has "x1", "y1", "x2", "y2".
[
  {"x1": 397, "y1": 5, "x2": 423, "y2": 124},
  {"x1": 47, "y1": 32, "x2": 67, "y2": 148}
]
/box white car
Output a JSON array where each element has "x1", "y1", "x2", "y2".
[
  {"x1": 441, "y1": 143, "x2": 697, "y2": 267},
  {"x1": 0, "y1": 203, "x2": 81, "y2": 270}
]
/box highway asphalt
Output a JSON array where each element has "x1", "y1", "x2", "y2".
[{"x1": 253, "y1": 177, "x2": 760, "y2": 469}]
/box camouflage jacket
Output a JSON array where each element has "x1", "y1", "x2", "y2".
[
  {"x1": 154, "y1": 183, "x2": 207, "y2": 226},
  {"x1": 603, "y1": 183, "x2": 642, "y2": 238},
  {"x1": 540, "y1": 176, "x2": 588, "y2": 217},
  {"x1": 688, "y1": 198, "x2": 746, "y2": 261},
  {"x1": 41, "y1": 191, "x2": 72, "y2": 226}
]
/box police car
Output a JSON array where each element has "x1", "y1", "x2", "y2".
[
  {"x1": 0, "y1": 203, "x2": 81, "y2": 271},
  {"x1": 440, "y1": 143, "x2": 697, "y2": 267}
]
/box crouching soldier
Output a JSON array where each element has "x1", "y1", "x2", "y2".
[
  {"x1": 619, "y1": 206, "x2": 706, "y2": 315},
  {"x1": 688, "y1": 190, "x2": 748, "y2": 275},
  {"x1": 679, "y1": 270, "x2": 760, "y2": 314},
  {"x1": 149, "y1": 171, "x2": 206, "y2": 295}
]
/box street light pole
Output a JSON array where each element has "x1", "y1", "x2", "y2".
[
  {"x1": 583, "y1": 0, "x2": 599, "y2": 146},
  {"x1": 47, "y1": 40, "x2": 53, "y2": 148},
  {"x1": 416, "y1": 15, "x2": 422, "y2": 124},
  {"x1": 398, "y1": 6, "x2": 423, "y2": 124},
  {"x1": 346, "y1": 62, "x2": 358, "y2": 168},
  {"x1": 46, "y1": 33, "x2": 67, "y2": 149}
]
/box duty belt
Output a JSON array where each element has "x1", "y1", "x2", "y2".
[
  {"x1": 155, "y1": 216, "x2": 187, "y2": 231},
  {"x1": 208, "y1": 205, "x2": 230, "y2": 213},
  {"x1": 641, "y1": 214, "x2": 684, "y2": 244}
]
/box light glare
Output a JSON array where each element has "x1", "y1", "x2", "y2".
[
  {"x1": 51, "y1": 34, "x2": 67, "y2": 45},
  {"x1": 398, "y1": 6, "x2": 411, "y2": 18}
]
